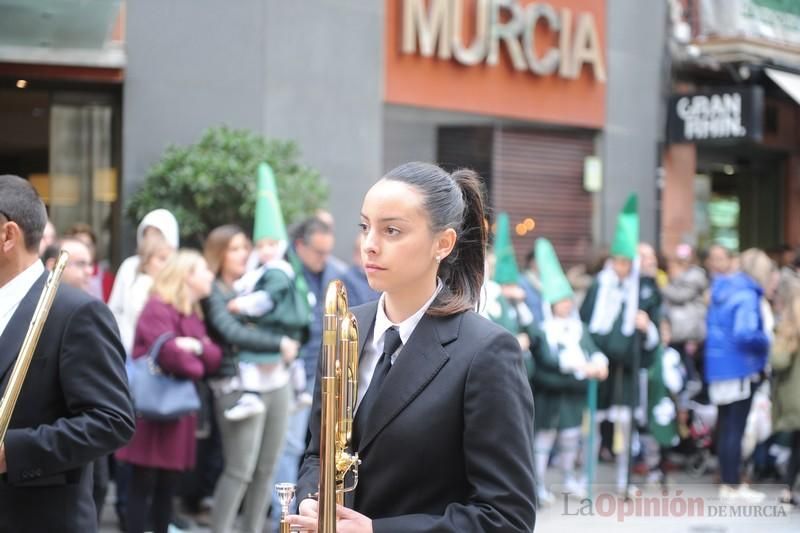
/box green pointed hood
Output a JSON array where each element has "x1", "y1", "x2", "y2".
[
  {"x1": 610, "y1": 194, "x2": 638, "y2": 259},
  {"x1": 493, "y1": 212, "x2": 520, "y2": 285},
  {"x1": 253, "y1": 162, "x2": 288, "y2": 243},
  {"x1": 535, "y1": 238, "x2": 573, "y2": 304}
]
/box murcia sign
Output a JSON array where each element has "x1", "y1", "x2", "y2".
[{"x1": 400, "y1": 0, "x2": 606, "y2": 82}]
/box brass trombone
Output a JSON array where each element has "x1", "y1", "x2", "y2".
[
  {"x1": 276, "y1": 280, "x2": 360, "y2": 533},
  {"x1": 0, "y1": 251, "x2": 69, "y2": 446}
]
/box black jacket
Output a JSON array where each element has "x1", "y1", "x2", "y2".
[
  {"x1": 0, "y1": 272, "x2": 135, "y2": 533},
  {"x1": 297, "y1": 301, "x2": 536, "y2": 532}
]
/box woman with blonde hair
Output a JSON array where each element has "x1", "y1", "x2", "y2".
[
  {"x1": 705, "y1": 248, "x2": 774, "y2": 502},
  {"x1": 116, "y1": 250, "x2": 221, "y2": 533},
  {"x1": 110, "y1": 232, "x2": 174, "y2": 528},
  {"x1": 771, "y1": 278, "x2": 800, "y2": 505}
]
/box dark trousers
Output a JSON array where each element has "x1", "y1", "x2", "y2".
[
  {"x1": 786, "y1": 430, "x2": 800, "y2": 491},
  {"x1": 92, "y1": 455, "x2": 110, "y2": 520},
  {"x1": 717, "y1": 394, "x2": 754, "y2": 485},
  {"x1": 179, "y1": 392, "x2": 223, "y2": 512},
  {"x1": 127, "y1": 466, "x2": 180, "y2": 533},
  {"x1": 115, "y1": 460, "x2": 132, "y2": 520}
]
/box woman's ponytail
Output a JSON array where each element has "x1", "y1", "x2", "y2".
[
  {"x1": 382, "y1": 161, "x2": 488, "y2": 317},
  {"x1": 429, "y1": 169, "x2": 488, "y2": 316}
]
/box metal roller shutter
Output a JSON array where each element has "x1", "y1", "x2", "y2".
[{"x1": 493, "y1": 128, "x2": 595, "y2": 268}]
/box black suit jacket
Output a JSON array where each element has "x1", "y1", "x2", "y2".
[
  {"x1": 297, "y1": 302, "x2": 537, "y2": 532},
  {"x1": 0, "y1": 272, "x2": 135, "y2": 533}
]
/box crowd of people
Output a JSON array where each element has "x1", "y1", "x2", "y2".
[
  {"x1": 4, "y1": 164, "x2": 800, "y2": 532},
  {"x1": 481, "y1": 199, "x2": 800, "y2": 508}
]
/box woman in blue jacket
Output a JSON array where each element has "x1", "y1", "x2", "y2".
[{"x1": 705, "y1": 248, "x2": 773, "y2": 502}]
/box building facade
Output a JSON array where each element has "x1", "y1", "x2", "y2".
[
  {"x1": 0, "y1": 0, "x2": 667, "y2": 267},
  {"x1": 662, "y1": 0, "x2": 800, "y2": 256}
]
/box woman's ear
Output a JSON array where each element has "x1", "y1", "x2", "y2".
[{"x1": 435, "y1": 227, "x2": 457, "y2": 262}]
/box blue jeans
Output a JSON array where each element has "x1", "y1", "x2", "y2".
[
  {"x1": 717, "y1": 394, "x2": 754, "y2": 485},
  {"x1": 269, "y1": 405, "x2": 311, "y2": 531}
]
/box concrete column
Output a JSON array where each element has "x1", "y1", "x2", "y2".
[{"x1": 601, "y1": 0, "x2": 668, "y2": 247}]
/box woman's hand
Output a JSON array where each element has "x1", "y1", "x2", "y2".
[
  {"x1": 175, "y1": 336, "x2": 203, "y2": 355},
  {"x1": 516, "y1": 333, "x2": 530, "y2": 352},
  {"x1": 287, "y1": 498, "x2": 318, "y2": 532},
  {"x1": 227, "y1": 297, "x2": 241, "y2": 313},
  {"x1": 335, "y1": 505, "x2": 373, "y2": 533},
  {"x1": 287, "y1": 500, "x2": 373, "y2": 533},
  {"x1": 634, "y1": 310, "x2": 650, "y2": 333}
]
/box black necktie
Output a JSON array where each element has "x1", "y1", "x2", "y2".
[{"x1": 353, "y1": 327, "x2": 402, "y2": 448}]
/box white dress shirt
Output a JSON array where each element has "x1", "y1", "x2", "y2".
[
  {"x1": 0, "y1": 259, "x2": 44, "y2": 337},
  {"x1": 355, "y1": 279, "x2": 443, "y2": 411}
]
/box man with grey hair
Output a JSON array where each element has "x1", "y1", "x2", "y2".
[{"x1": 0, "y1": 174, "x2": 134, "y2": 532}]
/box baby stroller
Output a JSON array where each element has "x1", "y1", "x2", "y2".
[{"x1": 675, "y1": 399, "x2": 717, "y2": 478}]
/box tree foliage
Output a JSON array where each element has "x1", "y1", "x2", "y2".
[{"x1": 127, "y1": 126, "x2": 328, "y2": 247}]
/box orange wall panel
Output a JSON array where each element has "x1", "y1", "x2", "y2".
[{"x1": 385, "y1": 0, "x2": 606, "y2": 128}]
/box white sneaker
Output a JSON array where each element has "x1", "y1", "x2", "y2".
[
  {"x1": 645, "y1": 469, "x2": 663, "y2": 486},
  {"x1": 537, "y1": 488, "x2": 555, "y2": 507},
  {"x1": 563, "y1": 478, "x2": 588, "y2": 499},
  {"x1": 718, "y1": 484, "x2": 766, "y2": 503},
  {"x1": 719, "y1": 484, "x2": 738, "y2": 501},
  {"x1": 224, "y1": 394, "x2": 265, "y2": 421},
  {"x1": 617, "y1": 484, "x2": 640, "y2": 498},
  {"x1": 736, "y1": 484, "x2": 766, "y2": 503}
]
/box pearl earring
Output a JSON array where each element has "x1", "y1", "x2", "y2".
[{"x1": 435, "y1": 255, "x2": 441, "y2": 263}]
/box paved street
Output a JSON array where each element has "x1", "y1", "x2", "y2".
[{"x1": 99, "y1": 463, "x2": 799, "y2": 532}]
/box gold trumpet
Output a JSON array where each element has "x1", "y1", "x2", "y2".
[
  {"x1": 0, "y1": 250, "x2": 69, "y2": 446},
  {"x1": 275, "y1": 280, "x2": 360, "y2": 533}
]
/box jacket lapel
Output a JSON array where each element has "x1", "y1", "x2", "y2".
[
  {"x1": 357, "y1": 311, "x2": 462, "y2": 452},
  {"x1": 351, "y1": 300, "x2": 379, "y2": 358},
  {"x1": 0, "y1": 272, "x2": 47, "y2": 386}
]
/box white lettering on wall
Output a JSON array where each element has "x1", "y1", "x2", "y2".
[{"x1": 401, "y1": 0, "x2": 606, "y2": 82}]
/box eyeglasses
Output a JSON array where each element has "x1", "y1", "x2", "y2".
[
  {"x1": 301, "y1": 242, "x2": 332, "y2": 259},
  {"x1": 68, "y1": 260, "x2": 93, "y2": 269}
]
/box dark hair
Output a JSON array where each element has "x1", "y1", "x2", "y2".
[
  {"x1": 65, "y1": 222, "x2": 97, "y2": 245},
  {"x1": 707, "y1": 243, "x2": 732, "y2": 258},
  {"x1": 289, "y1": 216, "x2": 333, "y2": 245},
  {"x1": 383, "y1": 162, "x2": 487, "y2": 316},
  {"x1": 0, "y1": 174, "x2": 47, "y2": 252},
  {"x1": 41, "y1": 243, "x2": 61, "y2": 264},
  {"x1": 204, "y1": 224, "x2": 248, "y2": 276}
]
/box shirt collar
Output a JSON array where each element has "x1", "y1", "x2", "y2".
[
  {"x1": 372, "y1": 278, "x2": 443, "y2": 350},
  {"x1": 0, "y1": 259, "x2": 44, "y2": 311}
]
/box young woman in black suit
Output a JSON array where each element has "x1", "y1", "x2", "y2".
[{"x1": 289, "y1": 162, "x2": 536, "y2": 533}]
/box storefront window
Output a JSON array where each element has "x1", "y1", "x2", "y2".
[
  {"x1": 0, "y1": 83, "x2": 121, "y2": 266},
  {"x1": 48, "y1": 96, "x2": 117, "y2": 267}
]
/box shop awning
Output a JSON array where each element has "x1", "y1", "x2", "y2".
[{"x1": 766, "y1": 68, "x2": 800, "y2": 106}]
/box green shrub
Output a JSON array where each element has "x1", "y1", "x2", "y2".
[{"x1": 127, "y1": 126, "x2": 328, "y2": 247}]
